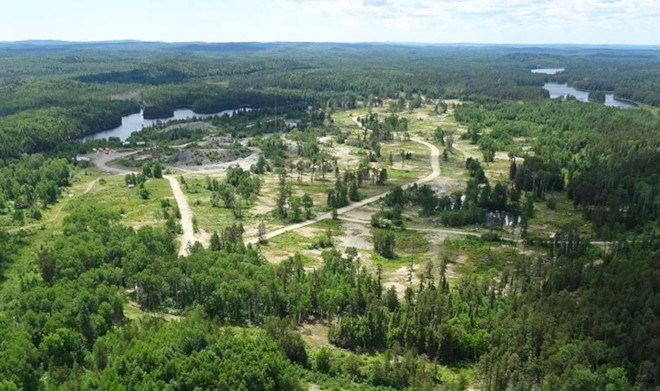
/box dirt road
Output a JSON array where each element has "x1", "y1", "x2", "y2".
[
  {"x1": 86, "y1": 151, "x2": 138, "y2": 174},
  {"x1": 165, "y1": 175, "x2": 196, "y2": 256},
  {"x1": 246, "y1": 136, "x2": 441, "y2": 244}
]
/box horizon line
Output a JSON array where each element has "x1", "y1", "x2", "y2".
[{"x1": 1, "y1": 39, "x2": 659, "y2": 48}]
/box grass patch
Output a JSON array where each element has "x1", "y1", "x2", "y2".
[
  {"x1": 443, "y1": 235, "x2": 527, "y2": 280},
  {"x1": 260, "y1": 231, "x2": 323, "y2": 265},
  {"x1": 530, "y1": 192, "x2": 591, "y2": 236},
  {"x1": 71, "y1": 175, "x2": 172, "y2": 227},
  {"x1": 308, "y1": 219, "x2": 343, "y2": 235},
  {"x1": 268, "y1": 231, "x2": 313, "y2": 250},
  {"x1": 368, "y1": 228, "x2": 431, "y2": 272}
]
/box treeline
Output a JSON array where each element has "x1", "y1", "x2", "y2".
[
  {"x1": 504, "y1": 51, "x2": 660, "y2": 106},
  {"x1": 141, "y1": 84, "x2": 322, "y2": 119},
  {"x1": 381, "y1": 157, "x2": 529, "y2": 229},
  {"x1": 208, "y1": 165, "x2": 263, "y2": 220},
  {"x1": 554, "y1": 56, "x2": 660, "y2": 106},
  {"x1": 0, "y1": 206, "x2": 175, "y2": 388},
  {"x1": 358, "y1": 113, "x2": 408, "y2": 141},
  {"x1": 0, "y1": 209, "x2": 303, "y2": 389},
  {"x1": 226, "y1": 46, "x2": 555, "y2": 102},
  {"x1": 76, "y1": 65, "x2": 188, "y2": 85},
  {"x1": 6, "y1": 43, "x2": 658, "y2": 110},
  {"x1": 1, "y1": 199, "x2": 658, "y2": 389},
  {"x1": 4, "y1": 45, "x2": 660, "y2": 160},
  {"x1": 0, "y1": 203, "x2": 440, "y2": 389}
]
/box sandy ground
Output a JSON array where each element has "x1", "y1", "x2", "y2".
[
  {"x1": 384, "y1": 264, "x2": 420, "y2": 299},
  {"x1": 342, "y1": 204, "x2": 379, "y2": 221},
  {"x1": 196, "y1": 229, "x2": 212, "y2": 248},
  {"x1": 446, "y1": 254, "x2": 468, "y2": 280},
  {"x1": 425, "y1": 175, "x2": 464, "y2": 196},
  {"x1": 296, "y1": 226, "x2": 323, "y2": 238}
]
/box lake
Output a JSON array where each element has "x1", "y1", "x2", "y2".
[
  {"x1": 531, "y1": 68, "x2": 635, "y2": 108},
  {"x1": 531, "y1": 68, "x2": 565, "y2": 75},
  {"x1": 543, "y1": 83, "x2": 636, "y2": 108},
  {"x1": 84, "y1": 108, "x2": 244, "y2": 141}
]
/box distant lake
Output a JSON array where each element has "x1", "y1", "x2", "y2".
[
  {"x1": 543, "y1": 83, "x2": 636, "y2": 108},
  {"x1": 84, "y1": 108, "x2": 244, "y2": 141},
  {"x1": 531, "y1": 68, "x2": 565, "y2": 75}
]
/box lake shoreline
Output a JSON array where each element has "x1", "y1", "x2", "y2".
[
  {"x1": 82, "y1": 107, "x2": 247, "y2": 141},
  {"x1": 532, "y1": 68, "x2": 637, "y2": 108}
]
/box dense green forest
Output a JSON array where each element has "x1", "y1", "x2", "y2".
[
  {"x1": 0, "y1": 42, "x2": 659, "y2": 390},
  {"x1": 1, "y1": 195, "x2": 656, "y2": 389},
  {"x1": 454, "y1": 100, "x2": 660, "y2": 238}
]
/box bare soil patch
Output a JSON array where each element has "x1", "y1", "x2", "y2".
[
  {"x1": 161, "y1": 121, "x2": 214, "y2": 134},
  {"x1": 446, "y1": 254, "x2": 468, "y2": 280},
  {"x1": 330, "y1": 144, "x2": 360, "y2": 167},
  {"x1": 384, "y1": 264, "x2": 420, "y2": 299},
  {"x1": 335, "y1": 222, "x2": 372, "y2": 250}
]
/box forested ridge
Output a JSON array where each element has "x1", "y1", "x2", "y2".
[{"x1": 0, "y1": 42, "x2": 659, "y2": 390}]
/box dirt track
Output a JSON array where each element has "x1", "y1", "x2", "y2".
[
  {"x1": 165, "y1": 175, "x2": 196, "y2": 256},
  {"x1": 7, "y1": 178, "x2": 98, "y2": 233},
  {"x1": 87, "y1": 151, "x2": 197, "y2": 256},
  {"x1": 86, "y1": 151, "x2": 138, "y2": 174}
]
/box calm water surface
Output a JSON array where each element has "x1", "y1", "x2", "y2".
[
  {"x1": 531, "y1": 68, "x2": 565, "y2": 75},
  {"x1": 543, "y1": 83, "x2": 635, "y2": 108},
  {"x1": 85, "y1": 108, "x2": 243, "y2": 141}
]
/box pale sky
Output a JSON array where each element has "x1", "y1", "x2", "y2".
[{"x1": 0, "y1": 0, "x2": 658, "y2": 45}]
